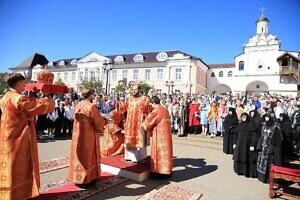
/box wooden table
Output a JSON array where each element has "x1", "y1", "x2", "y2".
[{"x1": 269, "y1": 165, "x2": 300, "y2": 199}]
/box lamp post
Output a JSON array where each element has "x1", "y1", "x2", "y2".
[
  {"x1": 103, "y1": 60, "x2": 112, "y2": 95},
  {"x1": 165, "y1": 80, "x2": 174, "y2": 95}
]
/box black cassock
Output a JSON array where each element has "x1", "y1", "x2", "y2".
[
  {"x1": 279, "y1": 113, "x2": 294, "y2": 157},
  {"x1": 233, "y1": 120, "x2": 257, "y2": 178},
  {"x1": 223, "y1": 111, "x2": 238, "y2": 154},
  {"x1": 256, "y1": 122, "x2": 283, "y2": 183},
  {"x1": 248, "y1": 110, "x2": 262, "y2": 177}
]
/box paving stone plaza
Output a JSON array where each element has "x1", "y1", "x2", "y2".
[{"x1": 39, "y1": 135, "x2": 272, "y2": 200}]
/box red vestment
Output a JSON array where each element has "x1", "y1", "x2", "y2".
[
  {"x1": 69, "y1": 100, "x2": 106, "y2": 184},
  {"x1": 144, "y1": 105, "x2": 173, "y2": 174},
  {"x1": 188, "y1": 103, "x2": 200, "y2": 126},
  {"x1": 123, "y1": 96, "x2": 151, "y2": 149},
  {"x1": 0, "y1": 90, "x2": 54, "y2": 200},
  {"x1": 101, "y1": 109, "x2": 125, "y2": 156}
]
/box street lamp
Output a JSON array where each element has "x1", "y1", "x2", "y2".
[
  {"x1": 103, "y1": 60, "x2": 113, "y2": 95},
  {"x1": 165, "y1": 80, "x2": 174, "y2": 95}
]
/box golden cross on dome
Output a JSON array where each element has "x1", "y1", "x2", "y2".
[{"x1": 260, "y1": 6, "x2": 266, "y2": 16}]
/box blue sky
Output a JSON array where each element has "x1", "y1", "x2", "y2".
[{"x1": 0, "y1": 0, "x2": 299, "y2": 71}]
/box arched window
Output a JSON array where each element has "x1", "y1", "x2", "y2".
[
  {"x1": 228, "y1": 71, "x2": 233, "y2": 77},
  {"x1": 58, "y1": 60, "x2": 65, "y2": 66},
  {"x1": 133, "y1": 54, "x2": 144, "y2": 62},
  {"x1": 211, "y1": 72, "x2": 215, "y2": 77},
  {"x1": 114, "y1": 56, "x2": 124, "y2": 63},
  {"x1": 47, "y1": 61, "x2": 53, "y2": 67},
  {"x1": 156, "y1": 52, "x2": 168, "y2": 61},
  {"x1": 219, "y1": 71, "x2": 223, "y2": 77},
  {"x1": 71, "y1": 59, "x2": 77, "y2": 66},
  {"x1": 239, "y1": 61, "x2": 244, "y2": 71}
]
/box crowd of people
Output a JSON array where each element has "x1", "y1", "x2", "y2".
[
  {"x1": 35, "y1": 90, "x2": 300, "y2": 163},
  {"x1": 149, "y1": 91, "x2": 300, "y2": 183},
  {"x1": 36, "y1": 96, "x2": 75, "y2": 138},
  {"x1": 220, "y1": 95, "x2": 300, "y2": 183}
]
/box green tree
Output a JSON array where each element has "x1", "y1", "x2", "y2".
[
  {"x1": 115, "y1": 79, "x2": 127, "y2": 94},
  {"x1": 54, "y1": 79, "x2": 65, "y2": 86},
  {"x1": 0, "y1": 76, "x2": 7, "y2": 95},
  {"x1": 114, "y1": 80, "x2": 154, "y2": 95},
  {"x1": 140, "y1": 82, "x2": 154, "y2": 95},
  {"x1": 80, "y1": 80, "x2": 103, "y2": 94},
  {"x1": 0, "y1": 73, "x2": 8, "y2": 95}
]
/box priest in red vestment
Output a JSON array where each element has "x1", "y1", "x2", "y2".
[
  {"x1": 69, "y1": 88, "x2": 106, "y2": 188},
  {"x1": 121, "y1": 84, "x2": 151, "y2": 162},
  {"x1": 101, "y1": 105, "x2": 125, "y2": 156},
  {"x1": 144, "y1": 96, "x2": 173, "y2": 177},
  {"x1": 0, "y1": 74, "x2": 54, "y2": 200}
]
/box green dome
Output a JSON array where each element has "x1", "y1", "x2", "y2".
[{"x1": 257, "y1": 16, "x2": 269, "y2": 23}]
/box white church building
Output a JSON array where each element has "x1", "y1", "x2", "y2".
[{"x1": 207, "y1": 12, "x2": 300, "y2": 96}]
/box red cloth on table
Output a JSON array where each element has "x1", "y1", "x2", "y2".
[{"x1": 271, "y1": 165, "x2": 300, "y2": 177}]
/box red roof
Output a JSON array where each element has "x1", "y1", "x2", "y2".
[{"x1": 209, "y1": 63, "x2": 235, "y2": 69}]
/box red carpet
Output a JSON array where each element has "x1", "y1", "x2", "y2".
[
  {"x1": 38, "y1": 172, "x2": 127, "y2": 200},
  {"x1": 101, "y1": 155, "x2": 151, "y2": 174}
]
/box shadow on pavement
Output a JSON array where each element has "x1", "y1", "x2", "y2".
[
  {"x1": 171, "y1": 157, "x2": 218, "y2": 182},
  {"x1": 89, "y1": 157, "x2": 217, "y2": 199}
]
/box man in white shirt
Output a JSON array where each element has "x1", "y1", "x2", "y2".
[
  {"x1": 64, "y1": 102, "x2": 74, "y2": 136},
  {"x1": 47, "y1": 111, "x2": 58, "y2": 138}
]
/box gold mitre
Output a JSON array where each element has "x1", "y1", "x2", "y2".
[{"x1": 37, "y1": 70, "x2": 54, "y2": 84}]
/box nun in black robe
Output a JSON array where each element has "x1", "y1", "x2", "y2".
[
  {"x1": 279, "y1": 113, "x2": 295, "y2": 158},
  {"x1": 248, "y1": 110, "x2": 262, "y2": 177},
  {"x1": 233, "y1": 113, "x2": 257, "y2": 178},
  {"x1": 256, "y1": 114, "x2": 283, "y2": 183},
  {"x1": 223, "y1": 107, "x2": 238, "y2": 154}
]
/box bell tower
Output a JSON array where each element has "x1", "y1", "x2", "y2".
[{"x1": 256, "y1": 6, "x2": 269, "y2": 35}]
